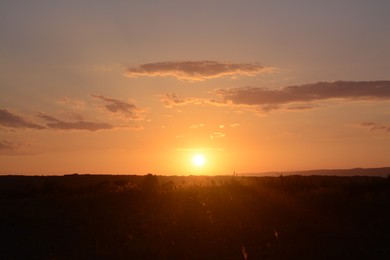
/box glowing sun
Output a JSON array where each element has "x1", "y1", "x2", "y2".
[{"x1": 192, "y1": 154, "x2": 206, "y2": 167}]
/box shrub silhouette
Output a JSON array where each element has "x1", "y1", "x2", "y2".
[{"x1": 141, "y1": 174, "x2": 159, "y2": 192}]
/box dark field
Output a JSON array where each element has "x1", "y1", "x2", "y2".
[{"x1": 1, "y1": 174, "x2": 390, "y2": 259}]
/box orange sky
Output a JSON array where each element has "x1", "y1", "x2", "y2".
[{"x1": 1, "y1": 1, "x2": 390, "y2": 175}]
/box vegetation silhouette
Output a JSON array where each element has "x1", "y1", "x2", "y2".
[
  {"x1": 141, "y1": 173, "x2": 159, "y2": 193},
  {"x1": 0, "y1": 173, "x2": 389, "y2": 259}
]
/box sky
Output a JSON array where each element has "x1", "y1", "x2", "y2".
[{"x1": 1, "y1": 0, "x2": 390, "y2": 175}]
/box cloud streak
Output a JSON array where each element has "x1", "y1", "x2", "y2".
[
  {"x1": 210, "y1": 132, "x2": 226, "y2": 139},
  {"x1": 361, "y1": 122, "x2": 390, "y2": 133},
  {"x1": 126, "y1": 61, "x2": 273, "y2": 81},
  {"x1": 0, "y1": 109, "x2": 45, "y2": 129},
  {"x1": 217, "y1": 81, "x2": 390, "y2": 106},
  {"x1": 160, "y1": 93, "x2": 224, "y2": 108},
  {"x1": 56, "y1": 97, "x2": 86, "y2": 110},
  {"x1": 0, "y1": 140, "x2": 35, "y2": 155},
  {"x1": 0, "y1": 140, "x2": 14, "y2": 150},
  {"x1": 37, "y1": 113, "x2": 114, "y2": 131},
  {"x1": 92, "y1": 95, "x2": 145, "y2": 120},
  {"x1": 1, "y1": 94, "x2": 145, "y2": 132},
  {"x1": 160, "y1": 93, "x2": 201, "y2": 107},
  {"x1": 162, "y1": 81, "x2": 390, "y2": 113}
]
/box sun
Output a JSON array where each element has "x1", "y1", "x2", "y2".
[{"x1": 192, "y1": 154, "x2": 206, "y2": 167}]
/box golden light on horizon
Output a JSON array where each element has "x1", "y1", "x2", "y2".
[{"x1": 174, "y1": 148, "x2": 224, "y2": 175}]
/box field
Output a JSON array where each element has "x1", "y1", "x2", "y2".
[{"x1": 1, "y1": 174, "x2": 390, "y2": 259}]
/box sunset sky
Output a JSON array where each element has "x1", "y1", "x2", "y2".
[{"x1": 1, "y1": 1, "x2": 389, "y2": 175}]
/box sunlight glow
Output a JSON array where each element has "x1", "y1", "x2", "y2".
[{"x1": 192, "y1": 154, "x2": 206, "y2": 167}]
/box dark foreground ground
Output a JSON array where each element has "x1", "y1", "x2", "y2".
[{"x1": 1, "y1": 174, "x2": 390, "y2": 259}]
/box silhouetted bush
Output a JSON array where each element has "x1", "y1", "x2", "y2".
[{"x1": 141, "y1": 174, "x2": 159, "y2": 192}]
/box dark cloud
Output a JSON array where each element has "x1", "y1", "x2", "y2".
[
  {"x1": 0, "y1": 109, "x2": 45, "y2": 129},
  {"x1": 37, "y1": 113, "x2": 114, "y2": 131},
  {"x1": 92, "y1": 95, "x2": 144, "y2": 120},
  {"x1": 1, "y1": 98, "x2": 143, "y2": 132},
  {"x1": 361, "y1": 122, "x2": 390, "y2": 132},
  {"x1": 217, "y1": 81, "x2": 390, "y2": 106},
  {"x1": 161, "y1": 81, "x2": 390, "y2": 114},
  {"x1": 126, "y1": 61, "x2": 273, "y2": 81}
]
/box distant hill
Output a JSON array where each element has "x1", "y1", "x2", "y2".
[{"x1": 244, "y1": 167, "x2": 390, "y2": 177}]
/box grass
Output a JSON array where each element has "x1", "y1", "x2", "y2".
[{"x1": 1, "y1": 174, "x2": 389, "y2": 259}]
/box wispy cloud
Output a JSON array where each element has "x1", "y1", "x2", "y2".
[
  {"x1": 0, "y1": 140, "x2": 14, "y2": 150},
  {"x1": 0, "y1": 140, "x2": 34, "y2": 155},
  {"x1": 286, "y1": 105, "x2": 317, "y2": 111},
  {"x1": 210, "y1": 132, "x2": 226, "y2": 139},
  {"x1": 92, "y1": 95, "x2": 145, "y2": 120},
  {"x1": 126, "y1": 61, "x2": 274, "y2": 81},
  {"x1": 1, "y1": 94, "x2": 145, "y2": 133},
  {"x1": 56, "y1": 97, "x2": 86, "y2": 110},
  {"x1": 37, "y1": 113, "x2": 114, "y2": 131},
  {"x1": 160, "y1": 93, "x2": 224, "y2": 108},
  {"x1": 190, "y1": 124, "x2": 205, "y2": 129},
  {"x1": 360, "y1": 122, "x2": 390, "y2": 132},
  {"x1": 0, "y1": 109, "x2": 45, "y2": 129},
  {"x1": 217, "y1": 81, "x2": 390, "y2": 106},
  {"x1": 161, "y1": 81, "x2": 390, "y2": 113},
  {"x1": 160, "y1": 93, "x2": 199, "y2": 107}
]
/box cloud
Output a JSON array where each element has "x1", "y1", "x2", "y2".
[
  {"x1": 162, "y1": 81, "x2": 390, "y2": 114},
  {"x1": 0, "y1": 140, "x2": 17, "y2": 155},
  {"x1": 56, "y1": 97, "x2": 86, "y2": 110},
  {"x1": 92, "y1": 95, "x2": 145, "y2": 120},
  {"x1": 125, "y1": 61, "x2": 273, "y2": 81},
  {"x1": 360, "y1": 122, "x2": 390, "y2": 132},
  {"x1": 0, "y1": 109, "x2": 45, "y2": 129},
  {"x1": 1, "y1": 94, "x2": 145, "y2": 132},
  {"x1": 217, "y1": 81, "x2": 390, "y2": 106},
  {"x1": 286, "y1": 105, "x2": 317, "y2": 111},
  {"x1": 160, "y1": 93, "x2": 224, "y2": 108},
  {"x1": 37, "y1": 113, "x2": 114, "y2": 131},
  {"x1": 160, "y1": 93, "x2": 199, "y2": 107},
  {"x1": 210, "y1": 132, "x2": 226, "y2": 139},
  {"x1": 0, "y1": 140, "x2": 14, "y2": 150},
  {"x1": 0, "y1": 140, "x2": 35, "y2": 155},
  {"x1": 190, "y1": 124, "x2": 205, "y2": 129}
]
